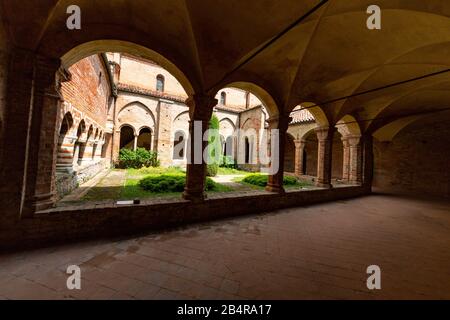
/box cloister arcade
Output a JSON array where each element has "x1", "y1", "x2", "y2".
[{"x1": 1, "y1": 1, "x2": 449, "y2": 251}]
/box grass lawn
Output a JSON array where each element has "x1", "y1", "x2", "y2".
[
  {"x1": 78, "y1": 168, "x2": 313, "y2": 203},
  {"x1": 232, "y1": 174, "x2": 314, "y2": 190},
  {"x1": 217, "y1": 167, "x2": 249, "y2": 175},
  {"x1": 81, "y1": 167, "x2": 233, "y2": 202}
]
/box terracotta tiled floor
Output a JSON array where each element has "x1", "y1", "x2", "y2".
[{"x1": 1, "y1": 194, "x2": 450, "y2": 300}]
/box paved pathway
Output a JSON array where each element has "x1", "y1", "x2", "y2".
[{"x1": 1, "y1": 194, "x2": 450, "y2": 299}]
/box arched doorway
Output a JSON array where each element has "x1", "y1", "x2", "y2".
[
  {"x1": 173, "y1": 130, "x2": 186, "y2": 160},
  {"x1": 120, "y1": 125, "x2": 135, "y2": 150},
  {"x1": 137, "y1": 128, "x2": 152, "y2": 150}
]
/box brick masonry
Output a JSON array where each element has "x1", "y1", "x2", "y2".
[
  {"x1": 373, "y1": 118, "x2": 450, "y2": 198},
  {"x1": 0, "y1": 186, "x2": 370, "y2": 251}
]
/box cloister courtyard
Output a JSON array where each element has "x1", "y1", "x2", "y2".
[{"x1": 1, "y1": 1, "x2": 450, "y2": 301}]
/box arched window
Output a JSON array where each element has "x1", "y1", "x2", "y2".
[
  {"x1": 156, "y1": 74, "x2": 165, "y2": 92},
  {"x1": 245, "y1": 92, "x2": 250, "y2": 109},
  {"x1": 173, "y1": 131, "x2": 186, "y2": 160},
  {"x1": 223, "y1": 136, "x2": 234, "y2": 158},
  {"x1": 220, "y1": 92, "x2": 226, "y2": 105}
]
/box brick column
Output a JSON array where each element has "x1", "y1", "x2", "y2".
[
  {"x1": 315, "y1": 126, "x2": 334, "y2": 189},
  {"x1": 294, "y1": 139, "x2": 306, "y2": 177},
  {"x1": 265, "y1": 114, "x2": 290, "y2": 193},
  {"x1": 362, "y1": 134, "x2": 374, "y2": 189},
  {"x1": 23, "y1": 56, "x2": 63, "y2": 215},
  {"x1": 0, "y1": 48, "x2": 35, "y2": 222},
  {"x1": 182, "y1": 94, "x2": 217, "y2": 202},
  {"x1": 341, "y1": 137, "x2": 350, "y2": 182},
  {"x1": 348, "y1": 135, "x2": 362, "y2": 184}
]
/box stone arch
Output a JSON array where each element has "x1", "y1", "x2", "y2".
[
  {"x1": 297, "y1": 102, "x2": 329, "y2": 127},
  {"x1": 56, "y1": 112, "x2": 75, "y2": 172},
  {"x1": 61, "y1": 40, "x2": 196, "y2": 95},
  {"x1": 117, "y1": 101, "x2": 156, "y2": 131},
  {"x1": 217, "y1": 82, "x2": 279, "y2": 117},
  {"x1": 335, "y1": 115, "x2": 361, "y2": 137}
]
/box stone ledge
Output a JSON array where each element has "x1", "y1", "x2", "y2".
[{"x1": 1, "y1": 186, "x2": 371, "y2": 251}]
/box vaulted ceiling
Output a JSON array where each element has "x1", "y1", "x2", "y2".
[{"x1": 2, "y1": 0, "x2": 450, "y2": 135}]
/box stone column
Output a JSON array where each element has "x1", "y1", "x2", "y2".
[
  {"x1": 315, "y1": 126, "x2": 334, "y2": 189},
  {"x1": 361, "y1": 134, "x2": 374, "y2": 189},
  {"x1": 182, "y1": 94, "x2": 217, "y2": 202},
  {"x1": 133, "y1": 134, "x2": 138, "y2": 151},
  {"x1": 23, "y1": 56, "x2": 64, "y2": 215},
  {"x1": 348, "y1": 135, "x2": 362, "y2": 184},
  {"x1": 341, "y1": 137, "x2": 350, "y2": 183},
  {"x1": 294, "y1": 139, "x2": 306, "y2": 177},
  {"x1": 265, "y1": 114, "x2": 291, "y2": 193}
]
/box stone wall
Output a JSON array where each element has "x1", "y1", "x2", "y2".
[{"x1": 373, "y1": 118, "x2": 450, "y2": 198}]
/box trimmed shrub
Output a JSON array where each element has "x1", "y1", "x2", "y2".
[
  {"x1": 206, "y1": 163, "x2": 219, "y2": 177},
  {"x1": 242, "y1": 174, "x2": 298, "y2": 187},
  {"x1": 139, "y1": 174, "x2": 217, "y2": 193},
  {"x1": 220, "y1": 155, "x2": 237, "y2": 169},
  {"x1": 119, "y1": 148, "x2": 160, "y2": 168}
]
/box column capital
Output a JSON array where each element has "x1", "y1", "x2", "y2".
[
  {"x1": 186, "y1": 94, "x2": 218, "y2": 121},
  {"x1": 347, "y1": 134, "x2": 361, "y2": 146},
  {"x1": 314, "y1": 126, "x2": 332, "y2": 141},
  {"x1": 294, "y1": 139, "x2": 306, "y2": 149}
]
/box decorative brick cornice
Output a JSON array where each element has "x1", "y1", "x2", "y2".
[{"x1": 117, "y1": 83, "x2": 187, "y2": 103}]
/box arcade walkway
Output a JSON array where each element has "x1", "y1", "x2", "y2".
[{"x1": 0, "y1": 195, "x2": 449, "y2": 300}]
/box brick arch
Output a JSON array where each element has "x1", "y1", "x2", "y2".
[{"x1": 61, "y1": 40, "x2": 196, "y2": 96}]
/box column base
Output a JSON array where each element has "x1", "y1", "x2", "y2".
[
  {"x1": 23, "y1": 192, "x2": 56, "y2": 216},
  {"x1": 265, "y1": 184, "x2": 285, "y2": 193},
  {"x1": 182, "y1": 189, "x2": 207, "y2": 203},
  {"x1": 315, "y1": 182, "x2": 333, "y2": 189}
]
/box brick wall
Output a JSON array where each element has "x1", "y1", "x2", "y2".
[
  {"x1": 61, "y1": 55, "x2": 110, "y2": 127},
  {"x1": 373, "y1": 118, "x2": 450, "y2": 198}
]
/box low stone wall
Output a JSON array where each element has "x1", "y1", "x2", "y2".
[
  {"x1": 0, "y1": 185, "x2": 370, "y2": 251},
  {"x1": 55, "y1": 159, "x2": 109, "y2": 199}
]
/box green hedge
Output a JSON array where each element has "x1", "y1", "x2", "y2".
[
  {"x1": 119, "y1": 148, "x2": 160, "y2": 169},
  {"x1": 242, "y1": 174, "x2": 298, "y2": 187},
  {"x1": 139, "y1": 174, "x2": 217, "y2": 193}
]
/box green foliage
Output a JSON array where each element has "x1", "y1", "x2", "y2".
[
  {"x1": 119, "y1": 148, "x2": 160, "y2": 168},
  {"x1": 219, "y1": 155, "x2": 237, "y2": 168},
  {"x1": 139, "y1": 174, "x2": 218, "y2": 193},
  {"x1": 241, "y1": 174, "x2": 299, "y2": 187},
  {"x1": 207, "y1": 114, "x2": 221, "y2": 176},
  {"x1": 206, "y1": 163, "x2": 219, "y2": 177}
]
